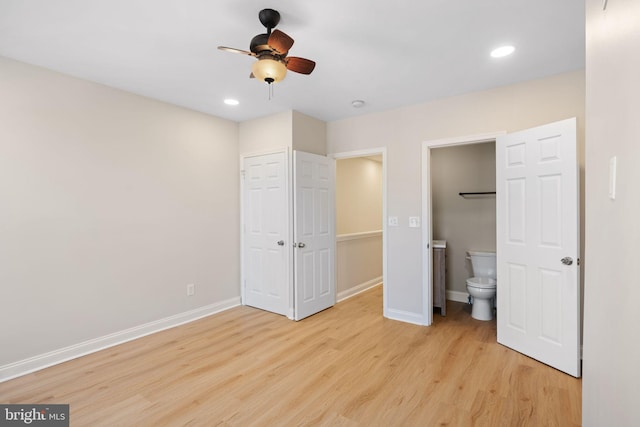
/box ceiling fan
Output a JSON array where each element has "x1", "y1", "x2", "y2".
[{"x1": 217, "y1": 8, "x2": 316, "y2": 85}]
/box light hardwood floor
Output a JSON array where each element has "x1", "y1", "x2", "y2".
[{"x1": 0, "y1": 286, "x2": 581, "y2": 426}]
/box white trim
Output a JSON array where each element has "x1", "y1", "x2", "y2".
[
  {"x1": 446, "y1": 290, "x2": 470, "y2": 303},
  {"x1": 240, "y1": 146, "x2": 291, "y2": 159},
  {"x1": 423, "y1": 131, "x2": 505, "y2": 149},
  {"x1": 385, "y1": 308, "x2": 427, "y2": 326},
  {"x1": 331, "y1": 148, "x2": 388, "y2": 321},
  {"x1": 239, "y1": 155, "x2": 246, "y2": 307},
  {"x1": 337, "y1": 278, "x2": 382, "y2": 302},
  {"x1": 332, "y1": 148, "x2": 386, "y2": 160},
  {"x1": 0, "y1": 297, "x2": 241, "y2": 383},
  {"x1": 421, "y1": 145, "x2": 434, "y2": 326},
  {"x1": 286, "y1": 149, "x2": 294, "y2": 319},
  {"x1": 336, "y1": 230, "x2": 382, "y2": 242},
  {"x1": 421, "y1": 131, "x2": 505, "y2": 327}
]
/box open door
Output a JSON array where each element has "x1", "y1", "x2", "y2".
[
  {"x1": 496, "y1": 118, "x2": 581, "y2": 377},
  {"x1": 293, "y1": 151, "x2": 336, "y2": 320},
  {"x1": 242, "y1": 151, "x2": 290, "y2": 316}
]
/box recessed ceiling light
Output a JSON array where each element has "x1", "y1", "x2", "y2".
[
  {"x1": 490, "y1": 45, "x2": 515, "y2": 58},
  {"x1": 351, "y1": 100, "x2": 365, "y2": 108},
  {"x1": 224, "y1": 98, "x2": 239, "y2": 106}
]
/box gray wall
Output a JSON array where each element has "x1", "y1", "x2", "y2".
[
  {"x1": 583, "y1": 0, "x2": 640, "y2": 425},
  {"x1": 238, "y1": 110, "x2": 326, "y2": 156},
  {"x1": 0, "y1": 57, "x2": 240, "y2": 366},
  {"x1": 239, "y1": 111, "x2": 292, "y2": 155},
  {"x1": 431, "y1": 142, "x2": 496, "y2": 295},
  {"x1": 328, "y1": 70, "x2": 585, "y2": 324}
]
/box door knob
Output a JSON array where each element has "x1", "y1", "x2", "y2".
[
  {"x1": 297, "y1": 242, "x2": 306, "y2": 248},
  {"x1": 561, "y1": 257, "x2": 573, "y2": 265},
  {"x1": 277, "y1": 240, "x2": 285, "y2": 246}
]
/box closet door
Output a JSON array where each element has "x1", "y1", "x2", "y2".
[
  {"x1": 242, "y1": 151, "x2": 290, "y2": 316},
  {"x1": 293, "y1": 151, "x2": 336, "y2": 320}
]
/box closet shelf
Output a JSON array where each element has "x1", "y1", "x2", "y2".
[{"x1": 459, "y1": 191, "x2": 496, "y2": 197}]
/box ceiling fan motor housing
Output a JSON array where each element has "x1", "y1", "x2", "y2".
[
  {"x1": 250, "y1": 33, "x2": 270, "y2": 54},
  {"x1": 258, "y1": 9, "x2": 280, "y2": 30},
  {"x1": 252, "y1": 9, "x2": 281, "y2": 53}
]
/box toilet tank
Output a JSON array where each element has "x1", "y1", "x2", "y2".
[{"x1": 468, "y1": 251, "x2": 496, "y2": 279}]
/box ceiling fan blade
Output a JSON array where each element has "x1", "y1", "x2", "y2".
[
  {"x1": 268, "y1": 30, "x2": 294, "y2": 55},
  {"x1": 217, "y1": 46, "x2": 256, "y2": 56},
  {"x1": 286, "y1": 57, "x2": 316, "y2": 75}
]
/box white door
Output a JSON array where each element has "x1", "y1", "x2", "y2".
[
  {"x1": 293, "y1": 151, "x2": 336, "y2": 320},
  {"x1": 496, "y1": 118, "x2": 580, "y2": 377},
  {"x1": 242, "y1": 152, "x2": 290, "y2": 316}
]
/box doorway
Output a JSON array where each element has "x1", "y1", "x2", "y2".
[
  {"x1": 422, "y1": 120, "x2": 581, "y2": 377},
  {"x1": 421, "y1": 132, "x2": 504, "y2": 326},
  {"x1": 430, "y1": 141, "x2": 497, "y2": 306},
  {"x1": 333, "y1": 148, "x2": 388, "y2": 315}
]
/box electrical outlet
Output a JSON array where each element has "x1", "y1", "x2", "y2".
[
  {"x1": 187, "y1": 283, "x2": 195, "y2": 296},
  {"x1": 388, "y1": 216, "x2": 399, "y2": 226}
]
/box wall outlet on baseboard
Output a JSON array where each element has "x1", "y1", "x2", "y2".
[{"x1": 187, "y1": 283, "x2": 195, "y2": 296}]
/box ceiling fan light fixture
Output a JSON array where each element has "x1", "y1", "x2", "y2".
[{"x1": 251, "y1": 58, "x2": 287, "y2": 84}]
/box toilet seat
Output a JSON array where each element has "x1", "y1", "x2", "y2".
[{"x1": 466, "y1": 277, "x2": 496, "y2": 289}]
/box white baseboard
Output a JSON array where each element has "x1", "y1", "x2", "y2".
[
  {"x1": 446, "y1": 290, "x2": 469, "y2": 303},
  {"x1": 385, "y1": 308, "x2": 427, "y2": 326},
  {"x1": 0, "y1": 297, "x2": 241, "y2": 383},
  {"x1": 336, "y1": 277, "x2": 382, "y2": 302}
]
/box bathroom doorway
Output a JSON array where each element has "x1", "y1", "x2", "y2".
[
  {"x1": 422, "y1": 120, "x2": 581, "y2": 376},
  {"x1": 421, "y1": 132, "x2": 504, "y2": 326},
  {"x1": 430, "y1": 141, "x2": 497, "y2": 307},
  {"x1": 333, "y1": 148, "x2": 387, "y2": 314}
]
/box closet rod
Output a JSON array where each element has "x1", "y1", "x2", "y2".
[{"x1": 458, "y1": 191, "x2": 496, "y2": 197}]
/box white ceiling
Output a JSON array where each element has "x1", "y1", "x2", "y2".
[{"x1": 0, "y1": 0, "x2": 585, "y2": 123}]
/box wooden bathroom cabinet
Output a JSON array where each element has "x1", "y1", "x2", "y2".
[{"x1": 433, "y1": 241, "x2": 446, "y2": 316}]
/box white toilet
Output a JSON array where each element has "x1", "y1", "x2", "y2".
[{"x1": 466, "y1": 251, "x2": 497, "y2": 321}]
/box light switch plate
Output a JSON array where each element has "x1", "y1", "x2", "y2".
[
  {"x1": 609, "y1": 156, "x2": 617, "y2": 200},
  {"x1": 409, "y1": 217, "x2": 420, "y2": 228},
  {"x1": 388, "y1": 216, "x2": 398, "y2": 226}
]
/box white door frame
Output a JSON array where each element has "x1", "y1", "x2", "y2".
[
  {"x1": 421, "y1": 131, "x2": 505, "y2": 326},
  {"x1": 331, "y1": 148, "x2": 388, "y2": 317},
  {"x1": 240, "y1": 147, "x2": 295, "y2": 319}
]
